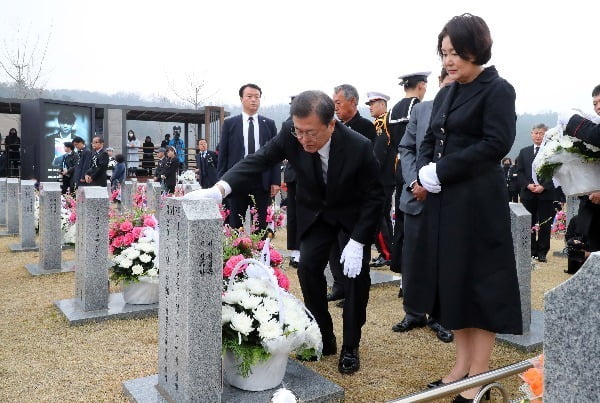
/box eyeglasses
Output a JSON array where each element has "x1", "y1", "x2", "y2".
[{"x1": 290, "y1": 127, "x2": 321, "y2": 140}]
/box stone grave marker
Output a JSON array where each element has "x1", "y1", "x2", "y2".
[
  {"x1": 148, "y1": 182, "x2": 163, "y2": 219},
  {"x1": 565, "y1": 195, "x2": 580, "y2": 227},
  {"x1": 10, "y1": 179, "x2": 38, "y2": 251},
  {"x1": 121, "y1": 180, "x2": 134, "y2": 210},
  {"x1": 0, "y1": 178, "x2": 19, "y2": 236},
  {"x1": 544, "y1": 252, "x2": 600, "y2": 401},
  {"x1": 0, "y1": 177, "x2": 6, "y2": 226},
  {"x1": 25, "y1": 183, "x2": 75, "y2": 275},
  {"x1": 54, "y1": 186, "x2": 157, "y2": 325},
  {"x1": 183, "y1": 183, "x2": 200, "y2": 194},
  {"x1": 123, "y1": 198, "x2": 344, "y2": 402},
  {"x1": 497, "y1": 203, "x2": 543, "y2": 351}
]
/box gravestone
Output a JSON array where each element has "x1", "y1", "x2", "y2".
[
  {"x1": 121, "y1": 180, "x2": 134, "y2": 210},
  {"x1": 147, "y1": 182, "x2": 163, "y2": 219},
  {"x1": 565, "y1": 195, "x2": 580, "y2": 227},
  {"x1": 55, "y1": 186, "x2": 158, "y2": 325},
  {"x1": 0, "y1": 177, "x2": 6, "y2": 226},
  {"x1": 0, "y1": 178, "x2": 19, "y2": 236},
  {"x1": 544, "y1": 252, "x2": 600, "y2": 401},
  {"x1": 10, "y1": 180, "x2": 38, "y2": 251},
  {"x1": 497, "y1": 203, "x2": 543, "y2": 351},
  {"x1": 123, "y1": 198, "x2": 344, "y2": 402},
  {"x1": 183, "y1": 183, "x2": 200, "y2": 194}
]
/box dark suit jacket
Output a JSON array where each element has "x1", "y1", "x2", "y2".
[
  {"x1": 222, "y1": 121, "x2": 384, "y2": 245},
  {"x1": 344, "y1": 111, "x2": 376, "y2": 144},
  {"x1": 566, "y1": 115, "x2": 600, "y2": 147},
  {"x1": 74, "y1": 147, "x2": 92, "y2": 184},
  {"x1": 86, "y1": 148, "x2": 109, "y2": 186},
  {"x1": 163, "y1": 157, "x2": 179, "y2": 188},
  {"x1": 515, "y1": 144, "x2": 555, "y2": 201},
  {"x1": 195, "y1": 150, "x2": 218, "y2": 188},
  {"x1": 217, "y1": 114, "x2": 280, "y2": 192}
]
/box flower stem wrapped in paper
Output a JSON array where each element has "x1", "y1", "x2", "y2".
[{"x1": 533, "y1": 122, "x2": 600, "y2": 196}]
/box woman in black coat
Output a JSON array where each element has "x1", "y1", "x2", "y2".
[
  {"x1": 417, "y1": 14, "x2": 522, "y2": 402},
  {"x1": 141, "y1": 136, "x2": 155, "y2": 176},
  {"x1": 162, "y1": 146, "x2": 179, "y2": 194}
]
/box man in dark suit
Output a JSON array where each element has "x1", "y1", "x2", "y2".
[
  {"x1": 195, "y1": 139, "x2": 218, "y2": 188},
  {"x1": 327, "y1": 84, "x2": 377, "y2": 303},
  {"x1": 60, "y1": 141, "x2": 79, "y2": 194},
  {"x1": 85, "y1": 136, "x2": 109, "y2": 187},
  {"x1": 217, "y1": 83, "x2": 280, "y2": 230},
  {"x1": 516, "y1": 124, "x2": 555, "y2": 262},
  {"x1": 185, "y1": 90, "x2": 384, "y2": 375},
  {"x1": 72, "y1": 136, "x2": 92, "y2": 189}
]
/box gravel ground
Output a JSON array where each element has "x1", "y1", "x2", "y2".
[{"x1": 0, "y1": 231, "x2": 570, "y2": 402}]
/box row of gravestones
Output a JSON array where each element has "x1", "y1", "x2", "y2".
[{"x1": 0, "y1": 177, "x2": 597, "y2": 401}]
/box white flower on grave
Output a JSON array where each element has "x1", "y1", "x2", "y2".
[
  {"x1": 283, "y1": 306, "x2": 310, "y2": 332},
  {"x1": 244, "y1": 277, "x2": 270, "y2": 296},
  {"x1": 261, "y1": 296, "x2": 280, "y2": 315},
  {"x1": 222, "y1": 304, "x2": 236, "y2": 325},
  {"x1": 113, "y1": 254, "x2": 122, "y2": 265},
  {"x1": 131, "y1": 264, "x2": 144, "y2": 275},
  {"x1": 239, "y1": 294, "x2": 263, "y2": 310},
  {"x1": 138, "y1": 235, "x2": 152, "y2": 243},
  {"x1": 222, "y1": 289, "x2": 250, "y2": 305},
  {"x1": 139, "y1": 253, "x2": 152, "y2": 263},
  {"x1": 119, "y1": 258, "x2": 133, "y2": 269},
  {"x1": 271, "y1": 387, "x2": 297, "y2": 403},
  {"x1": 230, "y1": 312, "x2": 254, "y2": 336},
  {"x1": 558, "y1": 136, "x2": 574, "y2": 149},
  {"x1": 146, "y1": 267, "x2": 158, "y2": 278},
  {"x1": 305, "y1": 322, "x2": 322, "y2": 351},
  {"x1": 253, "y1": 304, "x2": 274, "y2": 325},
  {"x1": 125, "y1": 248, "x2": 141, "y2": 260},
  {"x1": 257, "y1": 319, "x2": 283, "y2": 340},
  {"x1": 229, "y1": 280, "x2": 247, "y2": 292}
]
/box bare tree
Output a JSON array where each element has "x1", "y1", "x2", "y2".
[
  {"x1": 0, "y1": 25, "x2": 51, "y2": 99},
  {"x1": 167, "y1": 72, "x2": 216, "y2": 110}
]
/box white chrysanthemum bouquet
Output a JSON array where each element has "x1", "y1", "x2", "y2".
[
  {"x1": 222, "y1": 253, "x2": 322, "y2": 378},
  {"x1": 179, "y1": 169, "x2": 197, "y2": 184},
  {"x1": 533, "y1": 124, "x2": 600, "y2": 196}
]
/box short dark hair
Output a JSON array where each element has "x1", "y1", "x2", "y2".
[
  {"x1": 290, "y1": 90, "x2": 335, "y2": 126},
  {"x1": 63, "y1": 141, "x2": 74, "y2": 150},
  {"x1": 72, "y1": 136, "x2": 85, "y2": 144},
  {"x1": 9, "y1": 128, "x2": 17, "y2": 135},
  {"x1": 115, "y1": 153, "x2": 125, "y2": 163},
  {"x1": 93, "y1": 136, "x2": 104, "y2": 144},
  {"x1": 58, "y1": 110, "x2": 76, "y2": 125},
  {"x1": 592, "y1": 84, "x2": 600, "y2": 97},
  {"x1": 437, "y1": 13, "x2": 492, "y2": 66},
  {"x1": 239, "y1": 83, "x2": 262, "y2": 98}
]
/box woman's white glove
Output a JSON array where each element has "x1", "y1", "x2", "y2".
[
  {"x1": 418, "y1": 163, "x2": 441, "y2": 193},
  {"x1": 181, "y1": 186, "x2": 223, "y2": 202},
  {"x1": 340, "y1": 238, "x2": 363, "y2": 278}
]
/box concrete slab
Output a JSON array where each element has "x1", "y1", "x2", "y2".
[
  {"x1": 497, "y1": 309, "x2": 544, "y2": 352},
  {"x1": 123, "y1": 359, "x2": 344, "y2": 403},
  {"x1": 54, "y1": 292, "x2": 158, "y2": 326},
  {"x1": 25, "y1": 261, "x2": 76, "y2": 276},
  {"x1": 9, "y1": 243, "x2": 38, "y2": 252}
]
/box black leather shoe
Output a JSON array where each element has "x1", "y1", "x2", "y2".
[
  {"x1": 289, "y1": 258, "x2": 299, "y2": 268},
  {"x1": 538, "y1": 254, "x2": 547, "y2": 262},
  {"x1": 335, "y1": 299, "x2": 344, "y2": 308},
  {"x1": 369, "y1": 255, "x2": 385, "y2": 267},
  {"x1": 427, "y1": 320, "x2": 454, "y2": 343},
  {"x1": 397, "y1": 287, "x2": 403, "y2": 298},
  {"x1": 326, "y1": 288, "x2": 344, "y2": 301},
  {"x1": 427, "y1": 374, "x2": 468, "y2": 388},
  {"x1": 392, "y1": 316, "x2": 427, "y2": 332},
  {"x1": 297, "y1": 336, "x2": 336, "y2": 361},
  {"x1": 451, "y1": 389, "x2": 490, "y2": 402},
  {"x1": 338, "y1": 346, "x2": 360, "y2": 374}
]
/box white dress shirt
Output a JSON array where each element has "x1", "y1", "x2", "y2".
[{"x1": 241, "y1": 111, "x2": 260, "y2": 157}]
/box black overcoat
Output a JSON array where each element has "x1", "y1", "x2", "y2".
[{"x1": 417, "y1": 66, "x2": 522, "y2": 334}]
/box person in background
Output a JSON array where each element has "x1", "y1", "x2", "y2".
[
  {"x1": 195, "y1": 139, "x2": 218, "y2": 188},
  {"x1": 169, "y1": 126, "x2": 186, "y2": 170},
  {"x1": 418, "y1": 14, "x2": 522, "y2": 401},
  {"x1": 106, "y1": 147, "x2": 116, "y2": 180},
  {"x1": 111, "y1": 153, "x2": 126, "y2": 192},
  {"x1": 5, "y1": 128, "x2": 20, "y2": 176},
  {"x1": 72, "y1": 136, "x2": 92, "y2": 189},
  {"x1": 154, "y1": 147, "x2": 166, "y2": 188},
  {"x1": 84, "y1": 136, "x2": 109, "y2": 187},
  {"x1": 142, "y1": 136, "x2": 155, "y2": 176},
  {"x1": 60, "y1": 141, "x2": 79, "y2": 194},
  {"x1": 162, "y1": 146, "x2": 179, "y2": 193},
  {"x1": 507, "y1": 158, "x2": 519, "y2": 202},
  {"x1": 126, "y1": 130, "x2": 140, "y2": 176},
  {"x1": 160, "y1": 133, "x2": 171, "y2": 149}
]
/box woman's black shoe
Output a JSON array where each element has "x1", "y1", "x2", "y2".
[
  {"x1": 451, "y1": 389, "x2": 490, "y2": 402},
  {"x1": 427, "y1": 374, "x2": 468, "y2": 389}
]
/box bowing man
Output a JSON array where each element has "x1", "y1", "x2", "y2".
[{"x1": 184, "y1": 90, "x2": 384, "y2": 375}]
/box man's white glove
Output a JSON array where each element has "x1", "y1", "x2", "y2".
[
  {"x1": 557, "y1": 110, "x2": 578, "y2": 129},
  {"x1": 418, "y1": 163, "x2": 441, "y2": 193},
  {"x1": 340, "y1": 238, "x2": 363, "y2": 278},
  {"x1": 181, "y1": 186, "x2": 223, "y2": 202}
]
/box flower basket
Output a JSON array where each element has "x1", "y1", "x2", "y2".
[
  {"x1": 122, "y1": 276, "x2": 159, "y2": 304},
  {"x1": 551, "y1": 154, "x2": 600, "y2": 196},
  {"x1": 223, "y1": 349, "x2": 288, "y2": 391}
]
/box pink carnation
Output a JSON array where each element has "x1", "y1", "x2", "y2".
[
  {"x1": 273, "y1": 267, "x2": 290, "y2": 290},
  {"x1": 122, "y1": 232, "x2": 136, "y2": 246},
  {"x1": 233, "y1": 237, "x2": 252, "y2": 248},
  {"x1": 131, "y1": 226, "x2": 144, "y2": 240},
  {"x1": 111, "y1": 236, "x2": 123, "y2": 248},
  {"x1": 108, "y1": 229, "x2": 116, "y2": 239},
  {"x1": 270, "y1": 249, "x2": 283, "y2": 266},
  {"x1": 69, "y1": 212, "x2": 77, "y2": 223},
  {"x1": 120, "y1": 221, "x2": 134, "y2": 232},
  {"x1": 143, "y1": 215, "x2": 157, "y2": 228},
  {"x1": 223, "y1": 255, "x2": 247, "y2": 279}
]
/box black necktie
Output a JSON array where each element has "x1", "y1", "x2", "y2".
[
  {"x1": 248, "y1": 117, "x2": 255, "y2": 154},
  {"x1": 534, "y1": 146, "x2": 539, "y2": 157},
  {"x1": 312, "y1": 152, "x2": 326, "y2": 195}
]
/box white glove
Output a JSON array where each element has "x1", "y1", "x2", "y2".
[
  {"x1": 557, "y1": 109, "x2": 579, "y2": 129},
  {"x1": 340, "y1": 238, "x2": 363, "y2": 278},
  {"x1": 181, "y1": 186, "x2": 223, "y2": 202},
  {"x1": 418, "y1": 163, "x2": 441, "y2": 193}
]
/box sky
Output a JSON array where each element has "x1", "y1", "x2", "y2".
[{"x1": 0, "y1": 0, "x2": 597, "y2": 115}]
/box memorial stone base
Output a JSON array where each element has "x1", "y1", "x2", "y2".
[
  {"x1": 496, "y1": 310, "x2": 544, "y2": 352},
  {"x1": 9, "y1": 243, "x2": 39, "y2": 252},
  {"x1": 123, "y1": 360, "x2": 344, "y2": 403},
  {"x1": 54, "y1": 292, "x2": 158, "y2": 326},
  {"x1": 25, "y1": 261, "x2": 76, "y2": 276}
]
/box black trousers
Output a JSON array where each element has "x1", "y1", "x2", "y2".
[
  {"x1": 374, "y1": 185, "x2": 394, "y2": 260},
  {"x1": 228, "y1": 187, "x2": 270, "y2": 231},
  {"x1": 286, "y1": 181, "x2": 299, "y2": 250},
  {"x1": 522, "y1": 197, "x2": 555, "y2": 257},
  {"x1": 327, "y1": 231, "x2": 348, "y2": 294},
  {"x1": 298, "y1": 218, "x2": 371, "y2": 347},
  {"x1": 390, "y1": 185, "x2": 405, "y2": 273}
]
